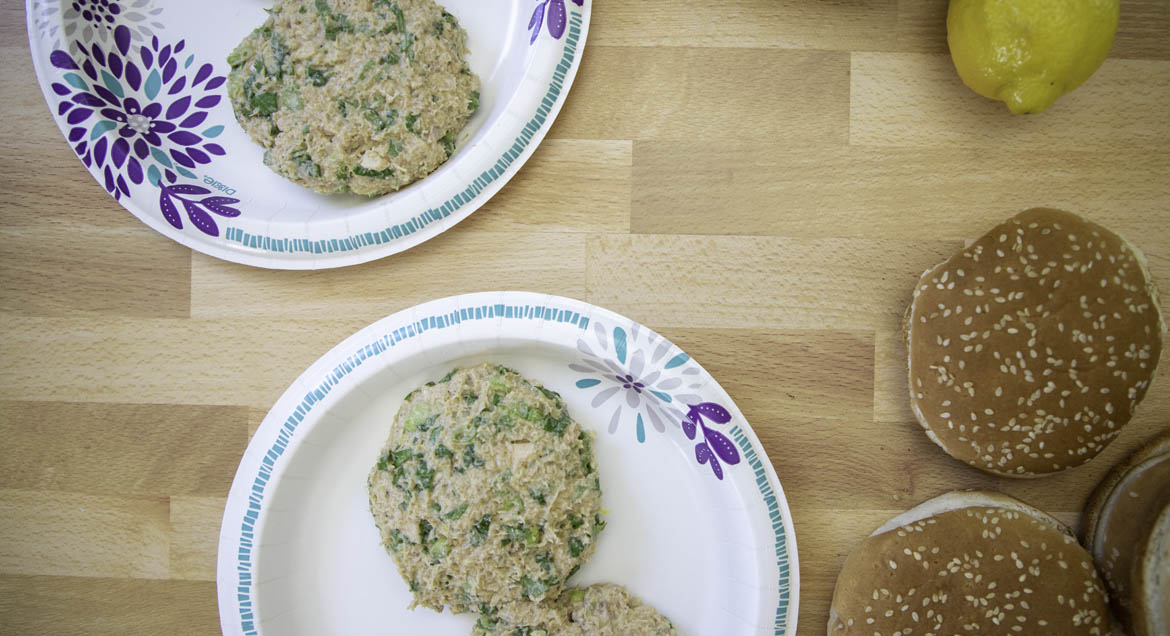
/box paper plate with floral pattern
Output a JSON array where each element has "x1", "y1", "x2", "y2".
[
  {"x1": 217, "y1": 292, "x2": 798, "y2": 635},
  {"x1": 27, "y1": 1, "x2": 590, "y2": 268}
]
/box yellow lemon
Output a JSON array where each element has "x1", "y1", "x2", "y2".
[{"x1": 947, "y1": 0, "x2": 1119, "y2": 114}]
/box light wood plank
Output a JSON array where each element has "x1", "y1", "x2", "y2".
[
  {"x1": 661, "y1": 328, "x2": 875, "y2": 422},
  {"x1": 248, "y1": 407, "x2": 267, "y2": 439},
  {"x1": 457, "y1": 139, "x2": 631, "y2": 234},
  {"x1": 0, "y1": 315, "x2": 368, "y2": 407},
  {"x1": 0, "y1": 574, "x2": 218, "y2": 635},
  {"x1": 1113, "y1": 0, "x2": 1170, "y2": 59},
  {"x1": 0, "y1": 489, "x2": 169, "y2": 579},
  {"x1": 0, "y1": 227, "x2": 191, "y2": 318},
  {"x1": 873, "y1": 325, "x2": 912, "y2": 424},
  {"x1": 589, "y1": 0, "x2": 896, "y2": 51},
  {"x1": 550, "y1": 47, "x2": 850, "y2": 143},
  {"x1": 190, "y1": 231, "x2": 586, "y2": 320},
  {"x1": 851, "y1": 54, "x2": 1170, "y2": 150},
  {"x1": 0, "y1": 3, "x2": 24, "y2": 43},
  {"x1": 585, "y1": 234, "x2": 961, "y2": 330},
  {"x1": 168, "y1": 496, "x2": 225, "y2": 582},
  {"x1": 766, "y1": 409, "x2": 1170, "y2": 515},
  {"x1": 0, "y1": 401, "x2": 245, "y2": 498},
  {"x1": 0, "y1": 38, "x2": 133, "y2": 231},
  {"x1": 893, "y1": 0, "x2": 948, "y2": 54},
  {"x1": 631, "y1": 142, "x2": 1170, "y2": 241}
]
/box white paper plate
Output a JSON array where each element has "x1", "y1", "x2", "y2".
[
  {"x1": 26, "y1": 0, "x2": 590, "y2": 269},
  {"x1": 217, "y1": 292, "x2": 799, "y2": 635}
]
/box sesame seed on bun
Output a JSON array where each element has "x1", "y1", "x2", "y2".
[
  {"x1": 1082, "y1": 430, "x2": 1170, "y2": 635},
  {"x1": 906, "y1": 208, "x2": 1164, "y2": 476},
  {"x1": 828, "y1": 490, "x2": 1111, "y2": 636}
]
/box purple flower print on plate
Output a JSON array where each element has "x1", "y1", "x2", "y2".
[
  {"x1": 156, "y1": 180, "x2": 241, "y2": 237},
  {"x1": 48, "y1": 24, "x2": 237, "y2": 236},
  {"x1": 528, "y1": 0, "x2": 584, "y2": 44},
  {"x1": 38, "y1": 0, "x2": 164, "y2": 55},
  {"x1": 570, "y1": 318, "x2": 741, "y2": 481},
  {"x1": 682, "y1": 402, "x2": 741, "y2": 481}
]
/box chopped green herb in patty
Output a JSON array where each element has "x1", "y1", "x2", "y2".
[
  {"x1": 227, "y1": 0, "x2": 480, "y2": 196},
  {"x1": 470, "y1": 584, "x2": 677, "y2": 636},
  {"x1": 368, "y1": 364, "x2": 603, "y2": 613}
]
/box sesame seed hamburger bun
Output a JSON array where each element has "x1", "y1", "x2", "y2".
[
  {"x1": 1082, "y1": 430, "x2": 1170, "y2": 634},
  {"x1": 906, "y1": 208, "x2": 1164, "y2": 477},
  {"x1": 1132, "y1": 500, "x2": 1170, "y2": 636},
  {"x1": 828, "y1": 490, "x2": 1112, "y2": 636}
]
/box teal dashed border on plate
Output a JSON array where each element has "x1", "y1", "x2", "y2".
[
  {"x1": 221, "y1": 13, "x2": 584, "y2": 256},
  {"x1": 235, "y1": 300, "x2": 792, "y2": 635},
  {"x1": 732, "y1": 426, "x2": 793, "y2": 635}
]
